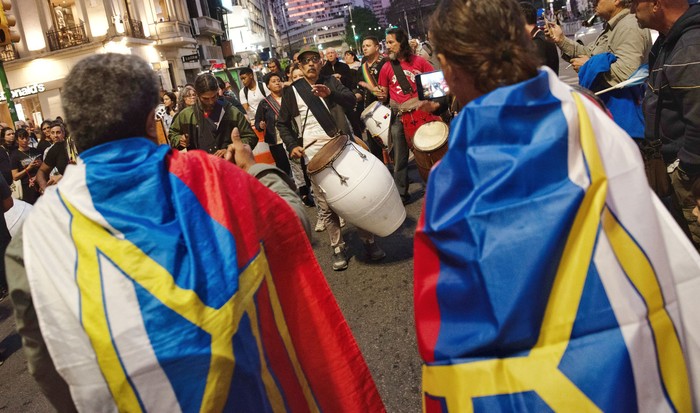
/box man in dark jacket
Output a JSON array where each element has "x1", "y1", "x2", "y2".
[
  {"x1": 277, "y1": 45, "x2": 386, "y2": 271},
  {"x1": 520, "y1": 1, "x2": 560, "y2": 74},
  {"x1": 169, "y1": 73, "x2": 257, "y2": 155},
  {"x1": 633, "y1": 0, "x2": 700, "y2": 248}
]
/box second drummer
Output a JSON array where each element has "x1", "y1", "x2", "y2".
[
  {"x1": 277, "y1": 45, "x2": 387, "y2": 271},
  {"x1": 356, "y1": 36, "x2": 389, "y2": 161}
]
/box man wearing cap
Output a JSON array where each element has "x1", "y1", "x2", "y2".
[{"x1": 277, "y1": 45, "x2": 387, "y2": 271}]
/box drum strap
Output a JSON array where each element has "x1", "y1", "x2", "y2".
[
  {"x1": 390, "y1": 60, "x2": 414, "y2": 95},
  {"x1": 294, "y1": 79, "x2": 341, "y2": 138}
]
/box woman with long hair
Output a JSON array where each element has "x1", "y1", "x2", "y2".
[
  {"x1": 36, "y1": 120, "x2": 54, "y2": 155},
  {"x1": 10, "y1": 128, "x2": 42, "y2": 204},
  {"x1": 155, "y1": 91, "x2": 178, "y2": 131},
  {"x1": 0, "y1": 127, "x2": 16, "y2": 185}
]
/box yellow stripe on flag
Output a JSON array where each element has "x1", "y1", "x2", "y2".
[
  {"x1": 423, "y1": 93, "x2": 608, "y2": 412},
  {"x1": 64, "y1": 196, "x2": 271, "y2": 412},
  {"x1": 263, "y1": 272, "x2": 321, "y2": 412},
  {"x1": 602, "y1": 208, "x2": 692, "y2": 413},
  {"x1": 246, "y1": 303, "x2": 289, "y2": 413}
]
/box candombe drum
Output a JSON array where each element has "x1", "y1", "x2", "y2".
[
  {"x1": 412, "y1": 121, "x2": 449, "y2": 182},
  {"x1": 307, "y1": 135, "x2": 406, "y2": 237},
  {"x1": 361, "y1": 101, "x2": 391, "y2": 148}
]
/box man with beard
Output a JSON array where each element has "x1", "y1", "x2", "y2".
[
  {"x1": 170, "y1": 73, "x2": 257, "y2": 155},
  {"x1": 277, "y1": 45, "x2": 387, "y2": 271},
  {"x1": 378, "y1": 27, "x2": 442, "y2": 203},
  {"x1": 632, "y1": 0, "x2": 700, "y2": 249}
]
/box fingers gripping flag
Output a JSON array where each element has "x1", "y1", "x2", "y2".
[{"x1": 415, "y1": 68, "x2": 700, "y2": 413}]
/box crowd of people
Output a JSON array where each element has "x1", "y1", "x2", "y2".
[{"x1": 3, "y1": 0, "x2": 700, "y2": 409}]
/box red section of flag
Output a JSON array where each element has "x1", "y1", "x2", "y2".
[
  {"x1": 167, "y1": 150, "x2": 386, "y2": 412},
  {"x1": 256, "y1": 280, "x2": 312, "y2": 413},
  {"x1": 414, "y1": 207, "x2": 442, "y2": 363}
]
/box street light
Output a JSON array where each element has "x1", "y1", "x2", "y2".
[{"x1": 348, "y1": 5, "x2": 359, "y2": 52}]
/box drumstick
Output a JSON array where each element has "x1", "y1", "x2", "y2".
[{"x1": 303, "y1": 139, "x2": 318, "y2": 151}]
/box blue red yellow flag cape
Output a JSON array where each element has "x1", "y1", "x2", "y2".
[
  {"x1": 415, "y1": 68, "x2": 700, "y2": 412},
  {"x1": 22, "y1": 138, "x2": 385, "y2": 413}
]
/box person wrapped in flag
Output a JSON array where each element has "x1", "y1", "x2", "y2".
[
  {"x1": 415, "y1": 0, "x2": 700, "y2": 411},
  {"x1": 6, "y1": 53, "x2": 385, "y2": 413}
]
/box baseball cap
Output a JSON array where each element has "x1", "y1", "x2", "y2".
[{"x1": 298, "y1": 45, "x2": 321, "y2": 60}]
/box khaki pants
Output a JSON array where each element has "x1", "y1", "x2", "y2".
[
  {"x1": 671, "y1": 167, "x2": 700, "y2": 250},
  {"x1": 310, "y1": 178, "x2": 373, "y2": 249}
]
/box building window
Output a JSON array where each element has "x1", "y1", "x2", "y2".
[
  {"x1": 155, "y1": 0, "x2": 170, "y2": 22},
  {"x1": 49, "y1": 0, "x2": 78, "y2": 29}
]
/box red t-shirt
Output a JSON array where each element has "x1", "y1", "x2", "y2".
[{"x1": 378, "y1": 55, "x2": 435, "y2": 105}]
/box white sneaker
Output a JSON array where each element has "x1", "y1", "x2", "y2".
[{"x1": 315, "y1": 220, "x2": 326, "y2": 232}]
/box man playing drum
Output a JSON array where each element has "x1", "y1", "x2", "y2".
[
  {"x1": 378, "y1": 28, "x2": 443, "y2": 203},
  {"x1": 357, "y1": 35, "x2": 390, "y2": 161},
  {"x1": 277, "y1": 45, "x2": 387, "y2": 271}
]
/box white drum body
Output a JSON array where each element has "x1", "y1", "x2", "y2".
[
  {"x1": 361, "y1": 101, "x2": 391, "y2": 148},
  {"x1": 312, "y1": 141, "x2": 405, "y2": 237}
]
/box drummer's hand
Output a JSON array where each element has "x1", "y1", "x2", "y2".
[
  {"x1": 312, "y1": 84, "x2": 331, "y2": 98},
  {"x1": 417, "y1": 100, "x2": 440, "y2": 113},
  {"x1": 290, "y1": 146, "x2": 305, "y2": 159},
  {"x1": 225, "y1": 127, "x2": 256, "y2": 171},
  {"x1": 179, "y1": 134, "x2": 188, "y2": 148},
  {"x1": 355, "y1": 93, "x2": 363, "y2": 102},
  {"x1": 332, "y1": 73, "x2": 342, "y2": 80},
  {"x1": 375, "y1": 87, "x2": 387, "y2": 100}
]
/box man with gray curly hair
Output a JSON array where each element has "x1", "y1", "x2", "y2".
[{"x1": 2, "y1": 54, "x2": 398, "y2": 413}]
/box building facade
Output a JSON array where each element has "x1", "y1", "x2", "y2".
[
  {"x1": 270, "y1": 0, "x2": 354, "y2": 56},
  {"x1": 1, "y1": 0, "x2": 224, "y2": 126}
]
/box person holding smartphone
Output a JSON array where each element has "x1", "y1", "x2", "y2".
[
  {"x1": 520, "y1": 1, "x2": 559, "y2": 75},
  {"x1": 544, "y1": 0, "x2": 650, "y2": 89}
]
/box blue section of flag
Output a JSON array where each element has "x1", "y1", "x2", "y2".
[
  {"x1": 579, "y1": 54, "x2": 645, "y2": 138},
  {"x1": 133, "y1": 281, "x2": 211, "y2": 412},
  {"x1": 224, "y1": 312, "x2": 275, "y2": 412},
  {"x1": 473, "y1": 391, "x2": 554, "y2": 412},
  {"x1": 424, "y1": 70, "x2": 585, "y2": 360},
  {"x1": 80, "y1": 138, "x2": 239, "y2": 309},
  {"x1": 558, "y1": 259, "x2": 638, "y2": 411}
]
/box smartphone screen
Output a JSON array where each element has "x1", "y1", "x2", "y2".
[{"x1": 416, "y1": 70, "x2": 449, "y2": 101}]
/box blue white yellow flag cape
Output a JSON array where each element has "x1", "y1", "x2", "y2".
[
  {"x1": 415, "y1": 68, "x2": 700, "y2": 412},
  {"x1": 22, "y1": 139, "x2": 385, "y2": 412}
]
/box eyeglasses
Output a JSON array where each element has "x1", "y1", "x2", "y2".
[{"x1": 301, "y1": 56, "x2": 320, "y2": 65}]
